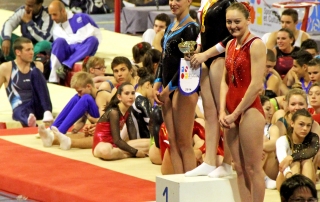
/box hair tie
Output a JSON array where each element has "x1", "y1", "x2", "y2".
[
  {"x1": 241, "y1": 2, "x2": 255, "y2": 23},
  {"x1": 138, "y1": 43, "x2": 143, "y2": 49},
  {"x1": 83, "y1": 56, "x2": 90, "y2": 64},
  {"x1": 240, "y1": 2, "x2": 251, "y2": 12},
  {"x1": 82, "y1": 56, "x2": 90, "y2": 67}
]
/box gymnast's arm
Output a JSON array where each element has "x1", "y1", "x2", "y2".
[
  {"x1": 109, "y1": 109, "x2": 138, "y2": 156},
  {"x1": 291, "y1": 132, "x2": 319, "y2": 161}
]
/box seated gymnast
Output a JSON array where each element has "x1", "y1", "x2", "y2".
[
  {"x1": 0, "y1": 37, "x2": 53, "y2": 127},
  {"x1": 92, "y1": 82, "x2": 149, "y2": 160},
  {"x1": 38, "y1": 72, "x2": 111, "y2": 150},
  {"x1": 272, "y1": 28, "x2": 300, "y2": 79},
  {"x1": 81, "y1": 55, "x2": 116, "y2": 92},
  {"x1": 260, "y1": 95, "x2": 280, "y2": 189},
  {"x1": 100, "y1": 56, "x2": 139, "y2": 97},
  {"x1": 131, "y1": 67, "x2": 154, "y2": 139},
  {"x1": 264, "y1": 49, "x2": 281, "y2": 98},
  {"x1": 276, "y1": 109, "x2": 319, "y2": 190},
  {"x1": 307, "y1": 58, "x2": 320, "y2": 84},
  {"x1": 286, "y1": 50, "x2": 313, "y2": 94}
]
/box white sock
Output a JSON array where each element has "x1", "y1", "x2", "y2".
[
  {"x1": 265, "y1": 176, "x2": 276, "y2": 189},
  {"x1": 38, "y1": 124, "x2": 53, "y2": 147},
  {"x1": 28, "y1": 113, "x2": 36, "y2": 127},
  {"x1": 43, "y1": 111, "x2": 53, "y2": 122},
  {"x1": 51, "y1": 126, "x2": 71, "y2": 150},
  {"x1": 185, "y1": 162, "x2": 216, "y2": 177},
  {"x1": 208, "y1": 163, "x2": 233, "y2": 178}
]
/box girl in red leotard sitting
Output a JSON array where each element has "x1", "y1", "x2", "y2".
[
  {"x1": 219, "y1": 2, "x2": 266, "y2": 201},
  {"x1": 92, "y1": 82, "x2": 149, "y2": 160}
]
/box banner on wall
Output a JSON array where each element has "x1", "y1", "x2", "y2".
[{"x1": 240, "y1": 0, "x2": 320, "y2": 37}]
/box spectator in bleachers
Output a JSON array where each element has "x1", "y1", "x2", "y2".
[
  {"x1": 48, "y1": 0, "x2": 102, "y2": 83},
  {"x1": 287, "y1": 50, "x2": 313, "y2": 94},
  {"x1": 0, "y1": 0, "x2": 53, "y2": 62},
  {"x1": 301, "y1": 39, "x2": 319, "y2": 58},
  {"x1": 142, "y1": 13, "x2": 171, "y2": 46},
  {"x1": 266, "y1": 8, "x2": 309, "y2": 49},
  {"x1": 308, "y1": 58, "x2": 320, "y2": 84},
  {"x1": 265, "y1": 49, "x2": 281, "y2": 98},
  {"x1": 0, "y1": 37, "x2": 53, "y2": 127},
  {"x1": 273, "y1": 28, "x2": 300, "y2": 79}
]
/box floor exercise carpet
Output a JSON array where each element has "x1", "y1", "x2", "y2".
[{"x1": 0, "y1": 128, "x2": 155, "y2": 202}]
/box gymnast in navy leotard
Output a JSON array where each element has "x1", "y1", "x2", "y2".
[{"x1": 153, "y1": 0, "x2": 200, "y2": 174}]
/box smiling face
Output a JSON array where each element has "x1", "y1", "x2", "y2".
[
  {"x1": 226, "y1": 9, "x2": 250, "y2": 38},
  {"x1": 169, "y1": 0, "x2": 191, "y2": 17},
  {"x1": 276, "y1": 31, "x2": 293, "y2": 51},
  {"x1": 287, "y1": 95, "x2": 308, "y2": 114}
]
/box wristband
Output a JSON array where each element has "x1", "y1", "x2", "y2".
[
  {"x1": 154, "y1": 78, "x2": 162, "y2": 83},
  {"x1": 215, "y1": 43, "x2": 225, "y2": 54}
]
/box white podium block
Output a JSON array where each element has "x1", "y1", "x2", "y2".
[{"x1": 156, "y1": 174, "x2": 240, "y2": 202}]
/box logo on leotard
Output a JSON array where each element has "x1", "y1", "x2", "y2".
[
  {"x1": 77, "y1": 17, "x2": 82, "y2": 23},
  {"x1": 180, "y1": 66, "x2": 189, "y2": 79}
]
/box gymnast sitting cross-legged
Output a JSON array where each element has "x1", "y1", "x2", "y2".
[{"x1": 92, "y1": 82, "x2": 149, "y2": 160}]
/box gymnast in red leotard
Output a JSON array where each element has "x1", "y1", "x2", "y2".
[
  {"x1": 92, "y1": 82, "x2": 149, "y2": 160},
  {"x1": 219, "y1": 2, "x2": 266, "y2": 202}
]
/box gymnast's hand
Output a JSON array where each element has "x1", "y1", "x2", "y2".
[
  {"x1": 223, "y1": 113, "x2": 238, "y2": 127},
  {"x1": 190, "y1": 52, "x2": 208, "y2": 69},
  {"x1": 219, "y1": 111, "x2": 230, "y2": 129},
  {"x1": 279, "y1": 155, "x2": 293, "y2": 173},
  {"x1": 158, "y1": 88, "x2": 169, "y2": 104},
  {"x1": 135, "y1": 149, "x2": 148, "y2": 158},
  {"x1": 153, "y1": 89, "x2": 163, "y2": 105},
  {"x1": 84, "y1": 124, "x2": 96, "y2": 137}
]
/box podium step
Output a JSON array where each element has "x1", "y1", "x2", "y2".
[{"x1": 156, "y1": 174, "x2": 240, "y2": 202}]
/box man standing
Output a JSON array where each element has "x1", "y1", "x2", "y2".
[
  {"x1": 0, "y1": 37, "x2": 53, "y2": 127},
  {"x1": 48, "y1": 0, "x2": 102, "y2": 83},
  {"x1": 0, "y1": 0, "x2": 53, "y2": 61}
]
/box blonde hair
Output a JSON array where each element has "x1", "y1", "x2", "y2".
[
  {"x1": 70, "y1": 72, "x2": 94, "y2": 88},
  {"x1": 285, "y1": 88, "x2": 307, "y2": 104},
  {"x1": 82, "y1": 56, "x2": 105, "y2": 72}
]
